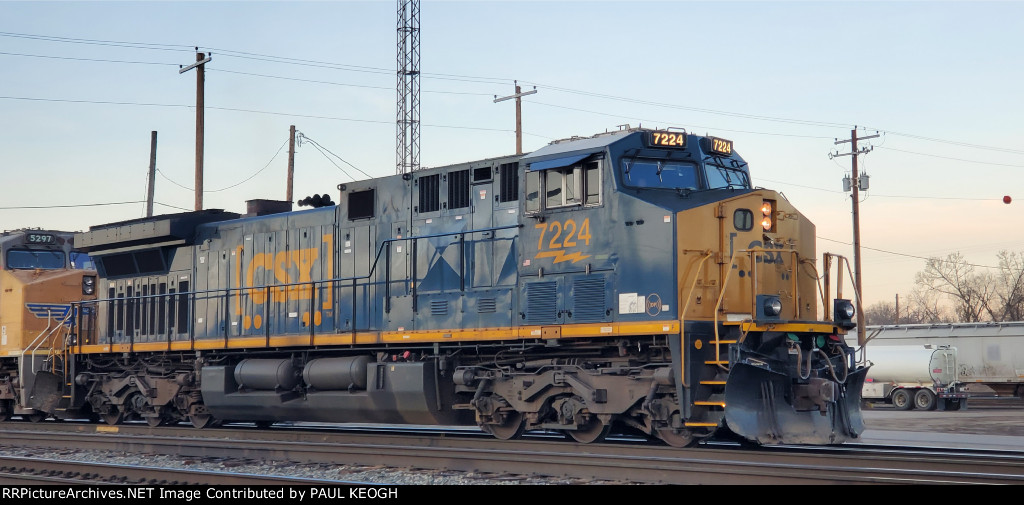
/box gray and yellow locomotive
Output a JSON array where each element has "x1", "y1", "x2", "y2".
[{"x1": 16, "y1": 128, "x2": 867, "y2": 446}]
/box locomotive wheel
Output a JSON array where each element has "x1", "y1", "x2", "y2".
[
  {"x1": 481, "y1": 411, "x2": 525, "y2": 440},
  {"x1": 891, "y1": 389, "x2": 913, "y2": 411},
  {"x1": 145, "y1": 414, "x2": 165, "y2": 427},
  {"x1": 913, "y1": 389, "x2": 936, "y2": 411},
  {"x1": 567, "y1": 417, "x2": 610, "y2": 444},
  {"x1": 189, "y1": 413, "x2": 214, "y2": 429},
  {"x1": 656, "y1": 427, "x2": 697, "y2": 448},
  {"x1": 25, "y1": 412, "x2": 47, "y2": 423},
  {"x1": 101, "y1": 411, "x2": 123, "y2": 426}
]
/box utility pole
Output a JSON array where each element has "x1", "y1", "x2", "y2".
[
  {"x1": 493, "y1": 80, "x2": 537, "y2": 155},
  {"x1": 895, "y1": 293, "x2": 900, "y2": 325},
  {"x1": 179, "y1": 50, "x2": 212, "y2": 211},
  {"x1": 146, "y1": 131, "x2": 157, "y2": 217},
  {"x1": 831, "y1": 127, "x2": 879, "y2": 347},
  {"x1": 287, "y1": 125, "x2": 296, "y2": 205}
]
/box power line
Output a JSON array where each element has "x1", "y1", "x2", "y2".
[
  {"x1": 0, "y1": 200, "x2": 147, "y2": 210},
  {"x1": 0, "y1": 95, "x2": 521, "y2": 135},
  {"x1": 0, "y1": 31, "x2": 192, "y2": 52},
  {"x1": 155, "y1": 137, "x2": 290, "y2": 193},
  {"x1": 877, "y1": 146, "x2": 1024, "y2": 168},
  {"x1": 5, "y1": 32, "x2": 1024, "y2": 157},
  {"x1": 529, "y1": 101, "x2": 835, "y2": 140},
  {"x1": 0, "y1": 50, "x2": 179, "y2": 66},
  {"x1": 817, "y1": 236, "x2": 999, "y2": 269},
  {"x1": 298, "y1": 132, "x2": 372, "y2": 180}
]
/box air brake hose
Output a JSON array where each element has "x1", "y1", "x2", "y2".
[
  {"x1": 795, "y1": 345, "x2": 812, "y2": 380},
  {"x1": 816, "y1": 347, "x2": 849, "y2": 384}
]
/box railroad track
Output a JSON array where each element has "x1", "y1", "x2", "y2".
[
  {"x1": 0, "y1": 453, "x2": 347, "y2": 485},
  {"x1": 1, "y1": 421, "x2": 1022, "y2": 485}
]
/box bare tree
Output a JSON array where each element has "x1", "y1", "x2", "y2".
[
  {"x1": 863, "y1": 301, "x2": 899, "y2": 325},
  {"x1": 905, "y1": 286, "x2": 953, "y2": 323},
  {"x1": 914, "y1": 252, "x2": 995, "y2": 322},
  {"x1": 994, "y1": 251, "x2": 1024, "y2": 321},
  {"x1": 864, "y1": 290, "x2": 949, "y2": 325}
]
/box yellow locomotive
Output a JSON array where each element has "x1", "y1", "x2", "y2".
[{"x1": 0, "y1": 229, "x2": 96, "y2": 421}]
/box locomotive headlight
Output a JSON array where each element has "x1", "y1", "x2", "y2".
[
  {"x1": 82, "y1": 275, "x2": 96, "y2": 295},
  {"x1": 756, "y1": 294, "x2": 782, "y2": 320},
  {"x1": 833, "y1": 299, "x2": 856, "y2": 329},
  {"x1": 760, "y1": 200, "x2": 776, "y2": 232}
]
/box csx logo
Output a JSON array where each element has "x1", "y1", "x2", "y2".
[
  {"x1": 232, "y1": 235, "x2": 334, "y2": 330},
  {"x1": 241, "y1": 249, "x2": 322, "y2": 303}
]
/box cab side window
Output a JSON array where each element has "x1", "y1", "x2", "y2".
[{"x1": 525, "y1": 160, "x2": 601, "y2": 213}]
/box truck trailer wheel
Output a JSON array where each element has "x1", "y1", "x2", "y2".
[
  {"x1": 913, "y1": 389, "x2": 936, "y2": 411},
  {"x1": 892, "y1": 389, "x2": 913, "y2": 411}
]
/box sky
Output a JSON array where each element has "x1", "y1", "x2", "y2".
[{"x1": 1, "y1": 0, "x2": 1022, "y2": 309}]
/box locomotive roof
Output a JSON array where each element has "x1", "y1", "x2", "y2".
[{"x1": 520, "y1": 129, "x2": 635, "y2": 165}]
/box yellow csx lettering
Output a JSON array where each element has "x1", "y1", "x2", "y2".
[
  {"x1": 233, "y1": 235, "x2": 334, "y2": 308},
  {"x1": 534, "y1": 218, "x2": 593, "y2": 264}
]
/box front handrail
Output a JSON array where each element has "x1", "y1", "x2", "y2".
[
  {"x1": 22, "y1": 308, "x2": 74, "y2": 374},
  {"x1": 678, "y1": 250, "x2": 713, "y2": 387}
]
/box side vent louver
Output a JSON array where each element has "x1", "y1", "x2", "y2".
[
  {"x1": 573, "y1": 277, "x2": 606, "y2": 322},
  {"x1": 526, "y1": 282, "x2": 558, "y2": 325},
  {"x1": 478, "y1": 298, "x2": 497, "y2": 313},
  {"x1": 430, "y1": 300, "x2": 448, "y2": 316}
]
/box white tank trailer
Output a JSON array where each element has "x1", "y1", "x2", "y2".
[
  {"x1": 864, "y1": 322, "x2": 1024, "y2": 398},
  {"x1": 860, "y1": 345, "x2": 967, "y2": 410}
]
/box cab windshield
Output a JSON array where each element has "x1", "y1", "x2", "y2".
[
  {"x1": 6, "y1": 249, "x2": 66, "y2": 270},
  {"x1": 621, "y1": 159, "x2": 699, "y2": 190},
  {"x1": 705, "y1": 163, "x2": 751, "y2": 189},
  {"x1": 71, "y1": 251, "x2": 95, "y2": 270}
]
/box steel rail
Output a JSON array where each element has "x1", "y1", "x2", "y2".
[
  {"x1": 1, "y1": 423, "x2": 1022, "y2": 485},
  {"x1": 0, "y1": 454, "x2": 368, "y2": 485}
]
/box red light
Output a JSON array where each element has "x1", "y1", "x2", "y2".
[
  {"x1": 865, "y1": 378, "x2": 873, "y2": 383},
  {"x1": 1004, "y1": 195, "x2": 1012, "y2": 204}
]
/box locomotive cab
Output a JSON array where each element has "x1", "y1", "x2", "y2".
[{"x1": 518, "y1": 128, "x2": 866, "y2": 444}]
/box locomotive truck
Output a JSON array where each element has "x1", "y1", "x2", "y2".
[{"x1": 4, "y1": 128, "x2": 868, "y2": 446}]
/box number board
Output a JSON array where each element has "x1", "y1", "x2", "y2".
[
  {"x1": 648, "y1": 131, "x2": 687, "y2": 148},
  {"x1": 26, "y1": 233, "x2": 56, "y2": 244},
  {"x1": 709, "y1": 137, "x2": 734, "y2": 156}
]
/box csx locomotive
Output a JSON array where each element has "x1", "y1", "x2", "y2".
[{"x1": 1, "y1": 128, "x2": 867, "y2": 446}]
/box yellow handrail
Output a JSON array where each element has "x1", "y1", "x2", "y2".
[{"x1": 678, "y1": 250, "x2": 713, "y2": 388}]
